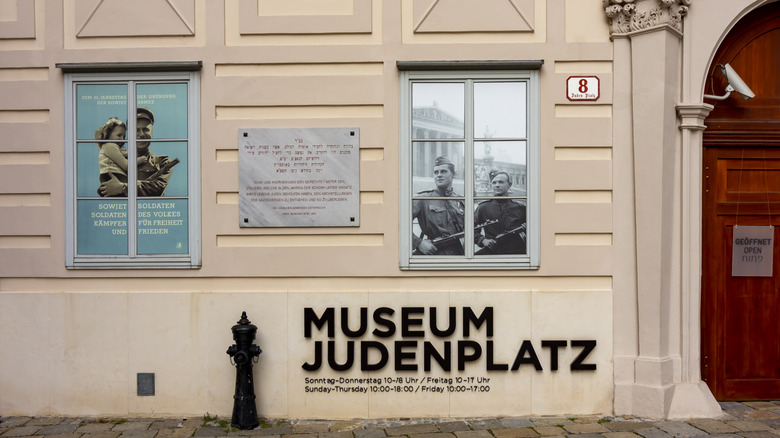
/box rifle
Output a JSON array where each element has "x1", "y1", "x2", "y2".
[
  {"x1": 414, "y1": 219, "x2": 498, "y2": 255},
  {"x1": 145, "y1": 158, "x2": 180, "y2": 180},
  {"x1": 475, "y1": 223, "x2": 526, "y2": 255}
]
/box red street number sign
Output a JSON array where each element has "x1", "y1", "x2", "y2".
[{"x1": 566, "y1": 76, "x2": 599, "y2": 101}]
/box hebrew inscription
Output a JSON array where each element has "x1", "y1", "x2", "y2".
[{"x1": 239, "y1": 127, "x2": 360, "y2": 227}]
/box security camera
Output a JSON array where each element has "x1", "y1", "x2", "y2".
[
  {"x1": 704, "y1": 63, "x2": 755, "y2": 101},
  {"x1": 722, "y1": 64, "x2": 756, "y2": 100}
]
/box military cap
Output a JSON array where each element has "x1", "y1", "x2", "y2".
[
  {"x1": 434, "y1": 156, "x2": 454, "y2": 167},
  {"x1": 136, "y1": 107, "x2": 155, "y2": 124},
  {"x1": 489, "y1": 170, "x2": 511, "y2": 185}
]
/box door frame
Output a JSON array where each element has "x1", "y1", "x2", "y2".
[
  {"x1": 645, "y1": 0, "x2": 779, "y2": 417},
  {"x1": 692, "y1": 0, "x2": 780, "y2": 402},
  {"x1": 696, "y1": 0, "x2": 780, "y2": 401}
]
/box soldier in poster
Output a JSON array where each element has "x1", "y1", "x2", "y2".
[
  {"x1": 412, "y1": 156, "x2": 466, "y2": 255},
  {"x1": 98, "y1": 107, "x2": 177, "y2": 197}
]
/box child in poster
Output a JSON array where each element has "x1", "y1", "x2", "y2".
[{"x1": 94, "y1": 117, "x2": 148, "y2": 186}]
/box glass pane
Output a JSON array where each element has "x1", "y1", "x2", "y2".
[
  {"x1": 137, "y1": 199, "x2": 188, "y2": 254},
  {"x1": 137, "y1": 141, "x2": 188, "y2": 197},
  {"x1": 412, "y1": 141, "x2": 464, "y2": 196},
  {"x1": 79, "y1": 142, "x2": 130, "y2": 198},
  {"x1": 474, "y1": 82, "x2": 526, "y2": 138},
  {"x1": 136, "y1": 83, "x2": 188, "y2": 140},
  {"x1": 77, "y1": 199, "x2": 128, "y2": 255},
  {"x1": 412, "y1": 82, "x2": 464, "y2": 139},
  {"x1": 76, "y1": 84, "x2": 128, "y2": 140},
  {"x1": 474, "y1": 141, "x2": 527, "y2": 196},
  {"x1": 473, "y1": 199, "x2": 527, "y2": 256}
]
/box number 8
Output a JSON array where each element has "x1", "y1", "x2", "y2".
[{"x1": 578, "y1": 79, "x2": 588, "y2": 93}]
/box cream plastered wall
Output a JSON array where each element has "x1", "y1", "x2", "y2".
[
  {"x1": 0, "y1": 288, "x2": 612, "y2": 418},
  {"x1": 0, "y1": 0, "x2": 616, "y2": 418}
]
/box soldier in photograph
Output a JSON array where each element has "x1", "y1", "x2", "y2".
[
  {"x1": 412, "y1": 156, "x2": 465, "y2": 255},
  {"x1": 474, "y1": 170, "x2": 527, "y2": 255}
]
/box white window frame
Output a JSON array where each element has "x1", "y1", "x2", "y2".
[
  {"x1": 399, "y1": 62, "x2": 540, "y2": 270},
  {"x1": 62, "y1": 65, "x2": 201, "y2": 269}
]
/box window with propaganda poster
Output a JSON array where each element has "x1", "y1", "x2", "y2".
[{"x1": 62, "y1": 66, "x2": 201, "y2": 269}]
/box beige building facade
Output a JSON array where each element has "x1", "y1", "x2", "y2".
[{"x1": 1, "y1": 0, "x2": 777, "y2": 420}]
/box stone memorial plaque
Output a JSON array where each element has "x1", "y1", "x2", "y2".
[
  {"x1": 732, "y1": 225, "x2": 774, "y2": 277},
  {"x1": 239, "y1": 127, "x2": 360, "y2": 227}
]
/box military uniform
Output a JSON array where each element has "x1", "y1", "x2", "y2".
[
  {"x1": 100, "y1": 150, "x2": 172, "y2": 197},
  {"x1": 136, "y1": 151, "x2": 173, "y2": 196},
  {"x1": 474, "y1": 198, "x2": 526, "y2": 254},
  {"x1": 412, "y1": 187, "x2": 465, "y2": 255}
]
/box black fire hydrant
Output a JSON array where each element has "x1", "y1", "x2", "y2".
[{"x1": 226, "y1": 311, "x2": 262, "y2": 429}]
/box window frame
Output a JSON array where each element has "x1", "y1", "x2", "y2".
[
  {"x1": 399, "y1": 65, "x2": 540, "y2": 270},
  {"x1": 62, "y1": 67, "x2": 201, "y2": 269}
]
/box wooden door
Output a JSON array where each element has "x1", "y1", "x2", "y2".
[
  {"x1": 702, "y1": 147, "x2": 780, "y2": 400},
  {"x1": 701, "y1": 2, "x2": 780, "y2": 401}
]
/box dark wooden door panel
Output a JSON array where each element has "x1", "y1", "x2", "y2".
[{"x1": 702, "y1": 148, "x2": 780, "y2": 400}]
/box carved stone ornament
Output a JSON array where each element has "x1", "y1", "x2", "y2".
[{"x1": 604, "y1": 0, "x2": 691, "y2": 35}]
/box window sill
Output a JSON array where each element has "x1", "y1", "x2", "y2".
[
  {"x1": 67, "y1": 258, "x2": 201, "y2": 270},
  {"x1": 401, "y1": 258, "x2": 539, "y2": 271}
]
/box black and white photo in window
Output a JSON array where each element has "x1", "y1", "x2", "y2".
[{"x1": 399, "y1": 65, "x2": 539, "y2": 270}]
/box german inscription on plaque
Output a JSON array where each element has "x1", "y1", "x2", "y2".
[{"x1": 239, "y1": 128, "x2": 360, "y2": 227}]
